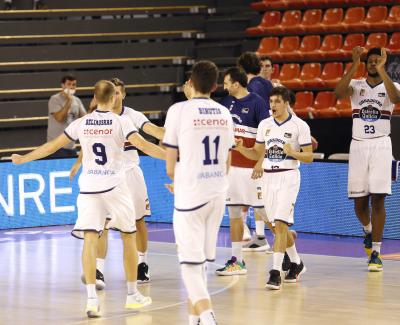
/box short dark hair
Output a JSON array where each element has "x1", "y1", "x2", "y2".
[
  {"x1": 270, "y1": 86, "x2": 290, "y2": 103},
  {"x1": 259, "y1": 55, "x2": 272, "y2": 63},
  {"x1": 366, "y1": 47, "x2": 382, "y2": 62},
  {"x1": 224, "y1": 67, "x2": 248, "y2": 88},
  {"x1": 237, "y1": 52, "x2": 261, "y2": 75},
  {"x1": 190, "y1": 60, "x2": 219, "y2": 94},
  {"x1": 110, "y1": 77, "x2": 125, "y2": 93},
  {"x1": 288, "y1": 89, "x2": 296, "y2": 107},
  {"x1": 61, "y1": 74, "x2": 76, "y2": 84},
  {"x1": 94, "y1": 80, "x2": 116, "y2": 105}
]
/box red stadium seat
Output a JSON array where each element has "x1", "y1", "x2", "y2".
[
  {"x1": 293, "y1": 91, "x2": 314, "y2": 110},
  {"x1": 313, "y1": 91, "x2": 336, "y2": 110},
  {"x1": 321, "y1": 62, "x2": 344, "y2": 88},
  {"x1": 341, "y1": 7, "x2": 366, "y2": 33},
  {"x1": 256, "y1": 37, "x2": 280, "y2": 58},
  {"x1": 296, "y1": 35, "x2": 321, "y2": 60},
  {"x1": 394, "y1": 103, "x2": 400, "y2": 116},
  {"x1": 365, "y1": 33, "x2": 388, "y2": 49},
  {"x1": 339, "y1": 33, "x2": 365, "y2": 59},
  {"x1": 386, "y1": 6, "x2": 400, "y2": 30},
  {"x1": 302, "y1": 63, "x2": 323, "y2": 89},
  {"x1": 246, "y1": 11, "x2": 281, "y2": 36},
  {"x1": 293, "y1": 107, "x2": 318, "y2": 119},
  {"x1": 279, "y1": 64, "x2": 301, "y2": 88},
  {"x1": 336, "y1": 97, "x2": 352, "y2": 117},
  {"x1": 363, "y1": 6, "x2": 388, "y2": 31},
  {"x1": 300, "y1": 9, "x2": 322, "y2": 33},
  {"x1": 318, "y1": 34, "x2": 343, "y2": 60},
  {"x1": 388, "y1": 32, "x2": 400, "y2": 55},
  {"x1": 317, "y1": 107, "x2": 341, "y2": 118},
  {"x1": 316, "y1": 8, "x2": 344, "y2": 33},
  {"x1": 271, "y1": 64, "x2": 280, "y2": 79},
  {"x1": 344, "y1": 62, "x2": 366, "y2": 79},
  {"x1": 276, "y1": 36, "x2": 301, "y2": 60},
  {"x1": 279, "y1": 10, "x2": 302, "y2": 34}
]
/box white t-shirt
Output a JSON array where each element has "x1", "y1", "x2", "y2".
[
  {"x1": 119, "y1": 106, "x2": 150, "y2": 168},
  {"x1": 64, "y1": 110, "x2": 137, "y2": 193},
  {"x1": 256, "y1": 114, "x2": 312, "y2": 170},
  {"x1": 349, "y1": 79, "x2": 400, "y2": 140},
  {"x1": 163, "y1": 98, "x2": 235, "y2": 210}
]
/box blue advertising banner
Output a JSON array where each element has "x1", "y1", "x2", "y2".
[{"x1": 1, "y1": 158, "x2": 399, "y2": 239}]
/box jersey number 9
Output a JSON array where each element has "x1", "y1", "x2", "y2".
[{"x1": 92, "y1": 143, "x2": 107, "y2": 165}]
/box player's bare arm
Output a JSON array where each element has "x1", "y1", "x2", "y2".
[
  {"x1": 335, "y1": 46, "x2": 364, "y2": 99},
  {"x1": 12, "y1": 134, "x2": 71, "y2": 164},
  {"x1": 234, "y1": 138, "x2": 264, "y2": 161},
  {"x1": 376, "y1": 48, "x2": 400, "y2": 104},
  {"x1": 128, "y1": 132, "x2": 166, "y2": 160},
  {"x1": 283, "y1": 144, "x2": 313, "y2": 163},
  {"x1": 142, "y1": 122, "x2": 165, "y2": 141},
  {"x1": 70, "y1": 150, "x2": 83, "y2": 180},
  {"x1": 165, "y1": 147, "x2": 178, "y2": 180}
]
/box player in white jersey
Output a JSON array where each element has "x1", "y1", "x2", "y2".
[
  {"x1": 235, "y1": 87, "x2": 313, "y2": 290},
  {"x1": 164, "y1": 61, "x2": 235, "y2": 325},
  {"x1": 12, "y1": 80, "x2": 165, "y2": 318},
  {"x1": 335, "y1": 47, "x2": 400, "y2": 272},
  {"x1": 71, "y1": 78, "x2": 165, "y2": 288}
]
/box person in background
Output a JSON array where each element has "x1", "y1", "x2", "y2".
[{"x1": 4, "y1": 0, "x2": 46, "y2": 10}]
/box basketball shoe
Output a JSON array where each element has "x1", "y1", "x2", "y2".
[
  {"x1": 86, "y1": 298, "x2": 101, "y2": 318},
  {"x1": 137, "y1": 262, "x2": 150, "y2": 283},
  {"x1": 215, "y1": 256, "x2": 247, "y2": 276},
  {"x1": 125, "y1": 292, "x2": 152, "y2": 309},
  {"x1": 242, "y1": 235, "x2": 272, "y2": 253},
  {"x1": 368, "y1": 250, "x2": 383, "y2": 272},
  {"x1": 265, "y1": 269, "x2": 281, "y2": 290},
  {"x1": 284, "y1": 261, "x2": 306, "y2": 283},
  {"x1": 363, "y1": 231, "x2": 372, "y2": 257}
]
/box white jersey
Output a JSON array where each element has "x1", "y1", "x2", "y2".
[
  {"x1": 256, "y1": 114, "x2": 312, "y2": 170},
  {"x1": 349, "y1": 79, "x2": 400, "y2": 140},
  {"x1": 163, "y1": 98, "x2": 235, "y2": 210},
  {"x1": 119, "y1": 106, "x2": 150, "y2": 168},
  {"x1": 64, "y1": 110, "x2": 137, "y2": 193}
]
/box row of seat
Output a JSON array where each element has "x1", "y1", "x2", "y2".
[
  {"x1": 292, "y1": 91, "x2": 400, "y2": 119},
  {"x1": 247, "y1": 6, "x2": 400, "y2": 36},
  {"x1": 256, "y1": 32, "x2": 399, "y2": 61},
  {"x1": 251, "y1": 0, "x2": 393, "y2": 11},
  {"x1": 276, "y1": 62, "x2": 365, "y2": 89}
]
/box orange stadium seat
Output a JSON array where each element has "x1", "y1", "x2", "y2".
[
  {"x1": 293, "y1": 107, "x2": 318, "y2": 119},
  {"x1": 386, "y1": 6, "x2": 400, "y2": 30},
  {"x1": 318, "y1": 34, "x2": 343, "y2": 60},
  {"x1": 394, "y1": 103, "x2": 400, "y2": 115},
  {"x1": 279, "y1": 10, "x2": 302, "y2": 34},
  {"x1": 246, "y1": 11, "x2": 281, "y2": 36},
  {"x1": 313, "y1": 91, "x2": 336, "y2": 110},
  {"x1": 336, "y1": 98, "x2": 353, "y2": 118},
  {"x1": 271, "y1": 64, "x2": 280, "y2": 79},
  {"x1": 339, "y1": 33, "x2": 365, "y2": 59},
  {"x1": 363, "y1": 6, "x2": 388, "y2": 31},
  {"x1": 365, "y1": 33, "x2": 388, "y2": 49},
  {"x1": 296, "y1": 35, "x2": 321, "y2": 60},
  {"x1": 388, "y1": 32, "x2": 400, "y2": 55},
  {"x1": 342, "y1": 7, "x2": 366, "y2": 33},
  {"x1": 279, "y1": 63, "x2": 301, "y2": 88},
  {"x1": 276, "y1": 36, "x2": 301, "y2": 60},
  {"x1": 321, "y1": 62, "x2": 344, "y2": 88},
  {"x1": 344, "y1": 62, "x2": 366, "y2": 79},
  {"x1": 300, "y1": 9, "x2": 323, "y2": 33},
  {"x1": 318, "y1": 8, "x2": 344, "y2": 33},
  {"x1": 256, "y1": 37, "x2": 280, "y2": 57},
  {"x1": 293, "y1": 91, "x2": 314, "y2": 110},
  {"x1": 302, "y1": 63, "x2": 323, "y2": 89}
]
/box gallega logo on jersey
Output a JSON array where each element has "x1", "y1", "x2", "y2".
[
  {"x1": 284, "y1": 132, "x2": 292, "y2": 138},
  {"x1": 360, "y1": 89, "x2": 365, "y2": 96},
  {"x1": 360, "y1": 105, "x2": 381, "y2": 122},
  {"x1": 378, "y1": 92, "x2": 386, "y2": 97},
  {"x1": 241, "y1": 107, "x2": 249, "y2": 114}
]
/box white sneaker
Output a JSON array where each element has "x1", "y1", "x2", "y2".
[
  {"x1": 242, "y1": 223, "x2": 251, "y2": 241},
  {"x1": 125, "y1": 292, "x2": 152, "y2": 310},
  {"x1": 86, "y1": 298, "x2": 101, "y2": 318}
]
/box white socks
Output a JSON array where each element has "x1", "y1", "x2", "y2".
[
  {"x1": 286, "y1": 244, "x2": 301, "y2": 264},
  {"x1": 86, "y1": 284, "x2": 97, "y2": 299},
  {"x1": 189, "y1": 315, "x2": 201, "y2": 325},
  {"x1": 232, "y1": 242, "x2": 243, "y2": 261},
  {"x1": 272, "y1": 252, "x2": 285, "y2": 271},
  {"x1": 96, "y1": 258, "x2": 105, "y2": 273},
  {"x1": 363, "y1": 222, "x2": 372, "y2": 234},
  {"x1": 127, "y1": 281, "x2": 138, "y2": 295},
  {"x1": 138, "y1": 251, "x2": 147, "y2": 264},
  {"x1": 255, "y1": 220, "x2": 265, "y2": 238},
  {"x1": 372, "y1": 242, "x2": 382, "y2": 254},
  {"x1": 200, "y1": 309, "x2": 217, "y2": 325}
]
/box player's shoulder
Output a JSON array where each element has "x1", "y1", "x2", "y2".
[
  {"x1": 259, "y1": 116, "x2": 274, "y2": 127},
  {"x1": 291, "y1": 114, "x2": 310, "y2": 129},
  {"x1": 247, "y1": 92, "x2": 267, "y2": 104}
]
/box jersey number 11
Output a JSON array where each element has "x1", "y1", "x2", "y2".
[{"x1": 202, "y1": 136, "x2": 220, "y2": 165}]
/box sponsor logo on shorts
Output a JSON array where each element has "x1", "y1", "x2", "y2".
[
  {"x1": 257, "y1": 187, "x2": 262, "y2": 199},
  {"x1": 349, "y1": 190, "x2": 366, "y2": 194},
  {"x1": 145, "y1": 199, "x2": 150, "y2": 210}
]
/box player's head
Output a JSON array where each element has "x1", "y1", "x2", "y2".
[
  {"x1": 259, "y1": 55, "x2": 273, "y2": 80},
  {"x1": 110, "y1": 77, "x2": 126, "y2": 109},
  {"x1": 237, "y1": 52, "x2": 261, "y2": 75},
  {"x1": 190, "y1": 60, "x2": 219, "y2": 95},
  {"x1": 269, "y1": 86, "x2": 290, "y2": 118},
  {"x1": 366, "y1": 47, "x2": 382, "y2": 78},
  {"x1": 61, "y1": 74, "x2": 77, "y2": 95},
  {"x1": 223, "y1": 67, "x2": 248, "y2": 97},
  {"x1": 94, "y1": 80, "x2": 116, "y2": 108}
]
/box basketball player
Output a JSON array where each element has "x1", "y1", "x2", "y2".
[
  {"x1": 335, "y1": 47, "x2": 400, "y2": 272},
  {"x1": 71, "y1": 78, "x2": 165, "y2": 288},
  {"x1": 235, "y1": 86, "x2": 313, "y2": 290},
  {"x1": 12, "y1": 80, "x2": 165, "y2": 317},
  {"x1": 216, "y1": 67, "x2": 271, "y2": 278},
  {"x1": 163, "y1": 61, "x2": 235, "y2": 325}
]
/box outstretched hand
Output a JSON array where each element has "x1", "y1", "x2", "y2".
[
  {"x1": 376, "y1": 48, "x2": 387, "y2": 72},
  {"x1": 352, "y1": 46, "x2": 365, "y2": 65},
  {"x1": 11, "y1": 154, "x2": 24, "y2": 165}
]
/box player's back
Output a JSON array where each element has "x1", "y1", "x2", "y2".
[
  {"x1": 65, "y1": 110, "x2": 136, "y2": 193},
  {"x1": 164, "y1": 98, "x2": 234, "y2": 210}
]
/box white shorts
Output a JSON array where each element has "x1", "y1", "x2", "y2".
[
  {"x1": 263, "y1": 169, "x2": 300, "y2": 226},
  {"x1": 72, "y1": 181, "x2": 136, "y2": 239},
  {"x1": 173, "y1": 194, "x2": 225, "y2": 264},
  {"x1": 126, "y1": 165, "x2": 151, "y2": 220},
  {"x1": 226, "y1": 166, "x2": 264, "y2": 208},
  {"x1": 348, "y1": 136, "x2": 392, "y2": 198}
]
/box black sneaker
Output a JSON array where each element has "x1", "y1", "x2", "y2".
[
  {"x1": 265, "y1": 269, "x2": 281, "y2": 290},
  {"x1": 81, "y1": 269, "x2": 106, "y2": 290},
  {"x1": 282, "y1": 252, "x2": 291, "y2": 272},
  {"x1": 137, "y1": 262, "x2": 150, "y2": 283},
  {"x1": 284, "y1": 261, "x2": 306, "y2": 283}
]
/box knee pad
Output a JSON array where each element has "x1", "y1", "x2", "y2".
[
  {"x1": 181, "y1": 264, "x2": 210, "y2": 305},
  {"x1": 228, "y1": 206, "x2": 243, "y2": 219}
]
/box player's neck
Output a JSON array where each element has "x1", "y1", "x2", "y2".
[
  {"x1": 366, "y1": 75, "x2": 382, "y2": 86},
  {"x1": 191, "y1": 91, "x2": 210, "y2": 99},
  {"x1": 274, "y1": 110, "x2": 290, "y2": 123},
  {"x1": 235, "y1": 88, "x2": 249, "y2": 99},
  {"x1": 97, "y1": 104, "x2": 112, "y2": 112}
]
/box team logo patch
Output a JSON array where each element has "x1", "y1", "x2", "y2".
[
  {"x1": 265, "y1": 129, "x2": 271, "y2": 136},
  {"x1": 359, "y1": 105, "x2": 381, "y2": 122},
  {"x1": 267, "y1": 145, "x2": 286, "y2": 162},
  {"x1": 284, "y1": 133, "x2": 292, "y2": 138},
  {"x1": 241, "y1": 107, "x2": 249, "y2": 114},
  {"x1": 360, "y1": 89, "x2": 365, "y2": 96},
  {"x1": 378, "y1": 92, "x2": 386, "y2": 97}
]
